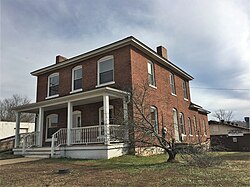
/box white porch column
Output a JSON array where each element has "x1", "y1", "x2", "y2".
[
  {"x1": 123, "y1": 97, "x2": 129, "y2": 141},
  {"x1": 67, "y1": 101, "x2": 73, "y2": 146},
  {"x1": 38, "y1": 107, "x2": 44, "y2": 147},
  {"x1": 14, "y1": 112, "x2": 21, "y2": 148},
  {"x1": 103, "y1": 94, "x2": 110, "y2": 145}
]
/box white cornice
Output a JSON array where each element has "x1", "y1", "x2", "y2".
[{"x1": 31, "y1": 36, "x2": 193, "y2": 80}]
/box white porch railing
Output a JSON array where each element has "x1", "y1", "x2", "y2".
[
  {"x1": 51, "y1": 128, "x2": 67, "y2": 157},
  {"x1": 71, "y1": 125, "x2": 124, "y2": 145},
  {"x1": 20, "y1": 132, "x2": 40, "y2": 154}
]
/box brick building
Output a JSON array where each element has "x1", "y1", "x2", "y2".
[{"x1": 13, "y1": 36, "x2": 210, "y2": 159}]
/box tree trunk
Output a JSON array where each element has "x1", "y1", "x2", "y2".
[{"x1": 166, "y1": 150, "x2": 176, "y2": 162}]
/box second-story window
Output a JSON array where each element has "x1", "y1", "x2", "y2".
[
  {"x1": 72, "y1": 66, "x2": 82, "y2": 91},
  {"x1": 170, "y1": 73, "x2": 176, "y2": 95},
  {"x1": 48, "y1": 73, "x2": 59, "y2": 97},
  {"x1": 98, "y1": 56, "x2": 114, "y2": 85},
  {"x1": 182, "y1": 80, "x2": 188, "y2": 99},
  {"x1": 150, "y1": 106, "x2": 158, "y2": 134},
  {"x1": 148, "y1": 61, "x2": 156, "y2": 86}
]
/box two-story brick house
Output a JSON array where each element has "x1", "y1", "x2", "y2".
[{"x1": 13, "y1": 36, "x2": 210, "y2": 159}]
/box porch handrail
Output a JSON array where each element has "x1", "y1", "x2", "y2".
[
  {"x1": 21, "y1": 131, "x2": 40, "y2": 154},
  {"x1": 51, "y1": 128, "x2": 67, "y2": 157},
  {"x1": 71, "y1": 125, "x2": 123, "y2": 145}
]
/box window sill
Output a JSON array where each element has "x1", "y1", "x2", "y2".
[
  {"x1": 171, "y1": 93, "x2": 177, "y2": 97},
  {"x1": 149, "y1": 84, "x2": 157, "y2": 89},
  {"x1": 184, "y1": 98, "x2": 189, "y2": 101},
  {"x1": 96, "y1": 81, "x2": 115, "y2": 88},
  {"x1": 70, "y1": 89, "x2": 83, "y2": 94},
  {"x1": 189, "y1": 134, "x2": 193, "y2": 136},
  {"x1": 45, "y1": 94, "x2": 59, "y2": 100}
]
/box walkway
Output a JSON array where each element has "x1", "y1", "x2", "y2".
[{"x1": 0, "y1": 157, "x2": 43, "y2": 166}]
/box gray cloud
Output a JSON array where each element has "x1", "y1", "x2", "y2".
[{"x1": 1, "y1": 0, "x2": 249, "y2": 120}]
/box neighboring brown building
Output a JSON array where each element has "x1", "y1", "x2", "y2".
[
  {"x1": 209, "y1": 120, "x2": 250, "y2": 151},
  {"x1": 13, "y1": 36, "x2": 210, "y2": 159}
]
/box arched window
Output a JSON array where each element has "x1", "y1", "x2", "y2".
[
  {"x1": 203, "y1": 119, "x2": 207, "y2": 135},
  {"x1": 72, "y1": 66, "x2": 82, "y2": 92},
  {"x1": 72, "y1": 110, "x2": 81, "y2": 128},
  {"x1": 47, "y1": 73, "x2": 59, "y2": 97},
  {"x1": 188, "y1": 117, "x2": 192, "y2": 135},
  {"x1": 97, "y1": 56, "x2": 114, "y2": 85},
  {"x1": 179, "y1": 113, "x2": 185, "y2": 134},
  {"x1": 193, "y1": 116, "x2": 197, "y2": 135},
  {"x1": 173, "y1": 108, "x2": 179, "y2": 141},
  {"x1": 46, "y1": 114, "x2": 59, "y2": 140},
  {"x1": 147, "y1": 61, "x2": 156, "y2": 86},
  {"x1": 150, "y1": 106, "x2": 158, "y2": 133}
]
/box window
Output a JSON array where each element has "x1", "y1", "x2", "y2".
[
  {"x1": 148, "y1": 61, "x2": 156, "y2": 86},
  {"x1": 48, "y1": 73, "x2": 59, "y2": 97},
  {"x1": 72, "y1": 111, "x2": 81, "y2": 128},
  {"x1": 98, "y1": 56, "x2": 114, "y2": 85},
  {"x1": 179, "y1": 113, "x2": 185, "y2": 134},
  {"x1": 173, "y1": 108, "x2": 180, "y2": 141},
  {"x1": 46, "y1": 114, "x2": 59, "y2": 139},
  {"x1": 170, "y1": 73, "x2": 176, "y2": 95},
  {"x1": 72, "y1": 66, "x2": 82, "y2": 91},
  {"x1": 150, "y1": 106, "x2": 158, "y2": 133},
  {"x1": 203, "y1": 119, "x2": 207, "y2": 135},
  {"x1": 193, "y1": 116, "x2": 197, "y2": 135},
  {"x1": 188, "y1": 117, "x2": 192, "y2": 135},
  {"x1": 182, "y1": 80, "x2": 188, "y2": 99}
]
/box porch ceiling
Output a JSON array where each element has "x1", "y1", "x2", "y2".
[{"x1": 13, "y1": 87, "x2": 129, "y2": 113}]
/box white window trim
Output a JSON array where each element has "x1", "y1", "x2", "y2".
[
  {"x1": 47, "y1": 72, "x2": 59, "y2": 98},
  {"x1": 71, "y1": 65, "x2": 83, "y2": 92},
  {"x1": 179, "y1": 113, "x2": 186, "y2": 135},
  {"x1": 151, "y1": 106, "x2": 159, "y2": 134},
  {"x1": 97, "y1": 55, "x2": 114, "y2": 86},
  {"x1": 170, "y1": 73, "x2": 176, "y2": 95},
  {"x1": 148, "y1": 61, "x2": 156, "y2": 87}
]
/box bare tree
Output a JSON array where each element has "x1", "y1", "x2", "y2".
[
  {"x1": 0, "y1": 94, "x2": 34, "y2": 122},
  {"x1": 118, "y1": 82, "x2": 178, "y2": 162},
  {"x1": 212, "y1": 109, "x2": 233, "y2": 122}
]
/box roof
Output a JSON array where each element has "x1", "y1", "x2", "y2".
[
  {"x1": 189, "y1": 102, "x2": 210, "y2": 114},
  {"x1": 209, "y1": 120, "x2": 250, "y2": 131},
  {"x1": 31, "y1": 36, "x2": 193, "y2": 80}
]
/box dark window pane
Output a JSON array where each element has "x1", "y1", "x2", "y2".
[
  {"x1": 74, "y1": 78, "x2": 82, "y2": 90},
  {"x1": 100, "y1": 70, "x2": 113, "y2": 84},
  {"x1": 49, "y1": 85, "x2": 59, "y2": 96}
]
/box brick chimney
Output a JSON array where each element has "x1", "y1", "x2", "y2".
[
  {"x1": 56, "y1": 55, "x2": 67, "y2": 64},
  {"x1": 157, "y1": 46, "x2": 168, "y2": 59}
]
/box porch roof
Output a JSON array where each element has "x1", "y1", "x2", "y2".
[{"x1": 13, "y1": 87, "x2": 129, "y2": 113}]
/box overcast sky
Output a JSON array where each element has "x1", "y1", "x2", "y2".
[{"x1": 1, "y1": 0, "x2": 249, "y2": 120}]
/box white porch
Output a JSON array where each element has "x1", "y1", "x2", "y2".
[{"x1": 13, "y1": 87, "x2": 130, "y2": 159}]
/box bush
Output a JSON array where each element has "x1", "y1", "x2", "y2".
[{"x1": 179, "y1": 144, "x2": 223, "y2": 167}]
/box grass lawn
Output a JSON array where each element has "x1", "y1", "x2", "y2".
[{"x1": 0, "y1": 152, "x2": 249, "y2": 187}]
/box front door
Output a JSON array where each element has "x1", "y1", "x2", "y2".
[
  {"x1": 99, "y1": 106, "x2": 114, "y2": 136},
  {"x1": 46, "y1": 114, "x2": 59, "y2": 141}
]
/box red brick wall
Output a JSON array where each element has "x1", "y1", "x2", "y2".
[
  {"x1": 130, "y1": 46, "x2": 209, "y2": 143},
  {"x1": 36, "y1": 46, "x2": 132, "y2": 102}
]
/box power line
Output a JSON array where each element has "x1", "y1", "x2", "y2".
[{"x1": 190, "y1": 87, "x2": 250, "y2": 91}]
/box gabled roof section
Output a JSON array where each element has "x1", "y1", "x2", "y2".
[
  {"x1": 189, "y1": 102, "x2": 210, "y2": 114},
  {"x1": 31, "y1": 36, "x2": 193, "y2": 80}
]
